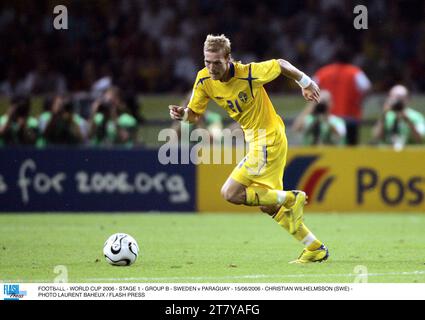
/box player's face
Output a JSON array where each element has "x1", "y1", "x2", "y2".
[{"x1": 204, "y1": 50, "x2": 229, "y2": 80}]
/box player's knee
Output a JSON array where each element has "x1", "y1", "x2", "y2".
[{"x1": 221, "y1": 186, "x2": 245, "y2": 205}]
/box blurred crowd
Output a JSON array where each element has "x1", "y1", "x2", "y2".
[
  {"x1": 2, "y1": 82, "x2": 423, "y2": 149},
  {"x1": 0, "y1": 87, "x2": 142, "y2": 148},
  {"x1": 292, "y1": 85, "x2": 425, "y2": 149},
  {"x1": 1, "y1": 0, "x2": 425, "y2": 97},
  {"x1": 0, "y1": 0, "x2": 424, "y2": 150}
]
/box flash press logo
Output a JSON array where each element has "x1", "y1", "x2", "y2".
[
  {"x1": 284, "y1": 156, "x2": 335, "y2": 204},
  {"x1": 3, "y1": 284, "x2": 27, "y2": 300}
]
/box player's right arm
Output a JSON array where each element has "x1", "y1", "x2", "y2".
[
  {"x1": 169, "y1": 70, "x2": 210, "y2": 124},
  {"x1": 168, "y1": 105, "x2": 202, "y2": 123}
]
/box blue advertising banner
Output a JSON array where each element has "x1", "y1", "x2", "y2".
[{"x1": 0, "y1": 148, "x2": 195, "y2": 212}]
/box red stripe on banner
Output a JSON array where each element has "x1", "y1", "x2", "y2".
[{"x1": 303, "y1": 168, "x2": 328, "y2": 201}]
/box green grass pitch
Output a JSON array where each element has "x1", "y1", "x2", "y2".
[{"x1": 0, "y1": 213, "x2": 424, "y2": 283}]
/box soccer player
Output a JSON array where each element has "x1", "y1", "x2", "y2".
[{"x1": 169, "y1": 34, "x2": 328, "y2": 263}]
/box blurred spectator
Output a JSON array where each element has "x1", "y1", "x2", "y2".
[
  {"x1": 310, "y1": 23, "x2": 342, "y2": 66},
  {"x1": 292, "y1": 90, "x2": 346, "y2": 145},
  {"x1": 314, "y1": 46, "x2": 371, "y2": 145},
  {"x1": 174, "y1": 51, "x2": 198, "y2": 91},
  {"x1": 373, "y1": 85, "x2": 425, "y2": 150},
  {"x1": 104, "y1": 88, "x2": 138, "y2": 146},
  {"x1": 42, "y1": 95, "x2": 86, "y2": 145},
  {"x1": 37, "y1": 95, "x2": 54, "y2": 147},
  {"x1": 21, "y1": 60, "x2": 67, "y2": 95},
  {"x1": 88, "y1": 87, "x2": 138, "y2": 147},
  {"x1": 0, "y1": 69, "x2": 26, "y2": 97},
  {"x1": 88, "y1": 99, "x2": 117, "y2": 147},
  {"x1": 0, "y1": 96, "x2": 38, "y2": 146},
  {"x1": 0, "y1": 1, "x2": 423, "y2": 94},
  {"x1": 139, "y1": 1, "x2": 174, "y2": 41},
  {"x1": 91, "y1": 65, "x2": 114, "y2": 98}
]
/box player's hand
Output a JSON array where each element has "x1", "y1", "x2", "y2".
[
  {"x1": 302, "y1": 81, "x2": 320, "y2": 103},
  {"x1": 169, "y1": 105, "x2": 185, "y2": 121}
]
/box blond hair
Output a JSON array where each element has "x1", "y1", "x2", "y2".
[{"x1": 204, "y1": 34, "x2": 231, "y2": 58}]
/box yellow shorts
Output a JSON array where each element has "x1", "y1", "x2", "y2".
[{"x1": 230, "y1": 128, "x2": 288, "y2": 190}]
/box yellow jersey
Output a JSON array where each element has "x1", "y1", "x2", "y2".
[{"x1": 188, "y1": 59, "x2": 285, "y2": 144}]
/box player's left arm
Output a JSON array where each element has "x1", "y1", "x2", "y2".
[{"x1": 278, "y1": 59, "x2": 320, "y2": 103}]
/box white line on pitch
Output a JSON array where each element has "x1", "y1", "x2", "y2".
[
  {"x1": 2, "y1": 271, "x2": 425, "y2": 283},
  {"x1": 83, "y1": 270, "x2": 425, "y2": 282}
]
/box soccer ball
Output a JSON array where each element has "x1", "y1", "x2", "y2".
[{"x1": 103, "y1": 233, "x2": 139, "y2": 266}]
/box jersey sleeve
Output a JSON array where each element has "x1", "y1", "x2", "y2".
[
  {"x1": 27, "y1": 117, "x2": 39, "y2": 130},
  {"x1": 187, "y1": 71, "x2": 210, "y2": 115},
  {"x1": 251, "y1": 59, "x2": 281, "y2": 86},
  {"x1": 411, "y1": 111, "x2": 425, "y2": 137},
  {"x1": 355, "y1": 71, "x2": 372, "y2": 93},
  {"x1": 415, "y1": 122, "x2": 425, "y2": 137},
  {"x1": 330, "y1": 116, "x2": 347, "y2": 137},
  {"x1": 0, "y1": 115, "x2": 7, "y2": 127}
]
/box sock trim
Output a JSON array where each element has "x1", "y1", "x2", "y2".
[
  {"x1": 276, "y1": 190, "x2": 287, "y2": 205},
  {"x1": 301, "y1": 233, "x2": 317, "y2": 247}
]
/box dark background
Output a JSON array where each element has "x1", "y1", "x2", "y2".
[{"x1": 1, "y1": 0, "x2": 424, "y2": 96}]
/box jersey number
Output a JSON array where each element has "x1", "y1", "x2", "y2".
[{"x1": 227, "y1": 100, "x2": 243, "y2": 113}]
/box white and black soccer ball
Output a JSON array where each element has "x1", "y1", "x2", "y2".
[{"x1": 103, "y1": 233, "x2": 139, "y2": 266}]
